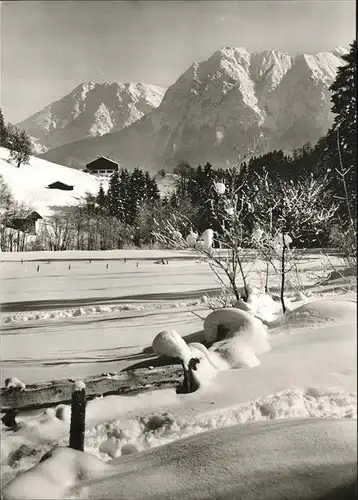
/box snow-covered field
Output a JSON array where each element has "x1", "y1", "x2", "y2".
[
  {"x1": 1, "y1": 249, "x2": 353, "y2": 382},
  {"x1": 0, "y1": 249, "x2": 356, "y2": 499}
]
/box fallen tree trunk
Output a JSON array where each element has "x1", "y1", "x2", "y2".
[{"x1": 0, "y1": 365, "x2": 182, "y2": 413}]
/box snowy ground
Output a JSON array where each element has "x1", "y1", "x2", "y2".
[
  {"x1": 1, "y1": 249, "x2": 353, "y2": 382},
  {"x1": 0, "y1": 148, "x2": 175, "y2": 219},
  {"x1": 0, "y1": 249, "x2": 356, "y2": 498},
  {"x1": 0, "y1": 148, "x2": 103, "y2": 216}
]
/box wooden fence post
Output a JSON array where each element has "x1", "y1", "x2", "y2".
[
  {"x1": 187, "y1": 358, "x2": 200, "y2": 393},
  {"x1": 69, "y1": 381, "x2": 86, "y2": 452},
  {"x1": 177, "y1": 358, "x2": 200, "y2": 394}
]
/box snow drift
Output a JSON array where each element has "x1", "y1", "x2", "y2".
[
  {"x1": 152, "y1": 308, "x2": 270, "y2": 388},
  {"x1": 2, "y1": 298, "x2": 355, "y2": 484},
  {"x1": 2, "y1": 418, "x2": 356, "y2": 500},
  {"x1": 203, "y1": 308, "x2": 271, "y2": 368},
  {"x1": 283, "y1": 299, "x2": 357, "y2": 327}
]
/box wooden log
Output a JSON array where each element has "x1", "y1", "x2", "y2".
[{"x1": 0, "y1": 365, "x2": 182, "y2": 413}]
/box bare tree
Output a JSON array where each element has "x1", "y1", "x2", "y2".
[
  {"x1": 153, "y1": 139, "x2": 262, "y2": 302},
  {"x1": 247, "y1": 174, "x2": 338, "y2": 312}
]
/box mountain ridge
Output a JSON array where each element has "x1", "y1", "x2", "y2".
[
  {"x1": 17, "y1": 82, "x2": 166, "y2": 153},
  {"x1": 38, "y1": 46, "x2": 348, "y2": 173}
]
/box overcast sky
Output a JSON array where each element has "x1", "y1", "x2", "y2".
[{"x1": 1, "y1": 0, "x2": 355, "y2": 123}]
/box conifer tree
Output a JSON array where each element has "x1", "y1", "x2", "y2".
[
  {"x1": 8, "y1": 127, "x2": 32, "y2": 168},
  {"x1": 127, "y1": 168, "x2": 146, "y2": 224},
  {"x1": 0, "y1": 109, "x2": 8, "y2": 147},
  {"x1": 119, "y1": 169, "x2": 131, "y2": 224},
  {"x1": 96, "y1": 184, "x2": 107, "y2": 213},
  {"x1": 144, "y1": 171, "x2": 160, "y2": 203},
  {"x1": 318, "y1": 41, "x2": 357, "y2": 215},
  {"x1": 330, "y1": 41, "x2": 356, "y2": 150},
  {"x1": 174, "y1": 161, "x2": 194, "y2": 198},
  {"x1": 107, "y1": 172, "x2": 122, "y2": 218}
]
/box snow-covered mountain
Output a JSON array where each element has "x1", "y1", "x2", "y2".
[
  {"x1": 17, "y1": 82, "x2": 166, "y2": 154},
  {"x1": 40, "y1": 46, "x2": 348, "y2": 172},
  {"x1": 0, "y1": 147, "x2": 103, "y2": 216}
]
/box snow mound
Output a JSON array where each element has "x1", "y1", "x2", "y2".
[
  {"x1": 235, "y1": 286, "x2": 291, "y2": 324},
  {"x1": 3, "y1": 417, "x2": 356, "y2": 500},
  {"x1": 2, "y1": 446, "x2": 116, "y2": 500},
  {"x1": 3, "y1": 386, "x2": 355, "y2": 491},
  {"x1": 152, "y1": 313, "x2": 270, "y2": 379},
  {"x1": 284, "y1": 299, "x2": 357, "y2": 327},
  {"x1": 4, "y1": 377, "x2": 26, "y2": 391},
  {"x1": 203, "y1": 307, "x2": 263, "y2": 342},
  {"x1": 209, "y1": 337, "x2": 262, "y2": 368},
  {"x1": 151, "y1": 333, "x2": 229, "y2": 388},
  {"x1": 152, "y1": 330, "x2": 192, "y2": 365},
  {"x1": 86, "y1": 389, "x2": 356, "y2": 461},
  {"x1": 232, "y1": 298, "x2": 252, "y2": 313},
  {"x1": 203, "y1": 308, "x2": 270, "y2": 368}
]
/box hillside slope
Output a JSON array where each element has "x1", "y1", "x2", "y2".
[{"x1": 0, "y1": 147, "x2": 103, "y2": 216}]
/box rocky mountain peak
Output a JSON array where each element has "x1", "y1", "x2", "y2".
[
  {"x1": 17, "y1": 82, "x2": 166, "y2": 153},
  {"x1": 39, "y1": 45, "x2": 348, "y2": 174}
]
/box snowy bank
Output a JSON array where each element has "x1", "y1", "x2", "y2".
[
  {"x1": 1, "y1": 302, "x2": 356, "y2": 489},
  {"x1": 2, "y1": 418, "x2": 356, "y2": 499}
]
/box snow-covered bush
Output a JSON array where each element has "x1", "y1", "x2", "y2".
[
  {"x1": 154, "y1": 138, "x2": 339, "y2": 313},
  {"x1": 0, "y1": 176, "x2": 36, "y2": 251},
  {"x1": 329, "y1": 224, "x2": 357, "y2": 268},
  {"x1": 245, "y1": 172, "x2": 339, "y2": 312}
]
